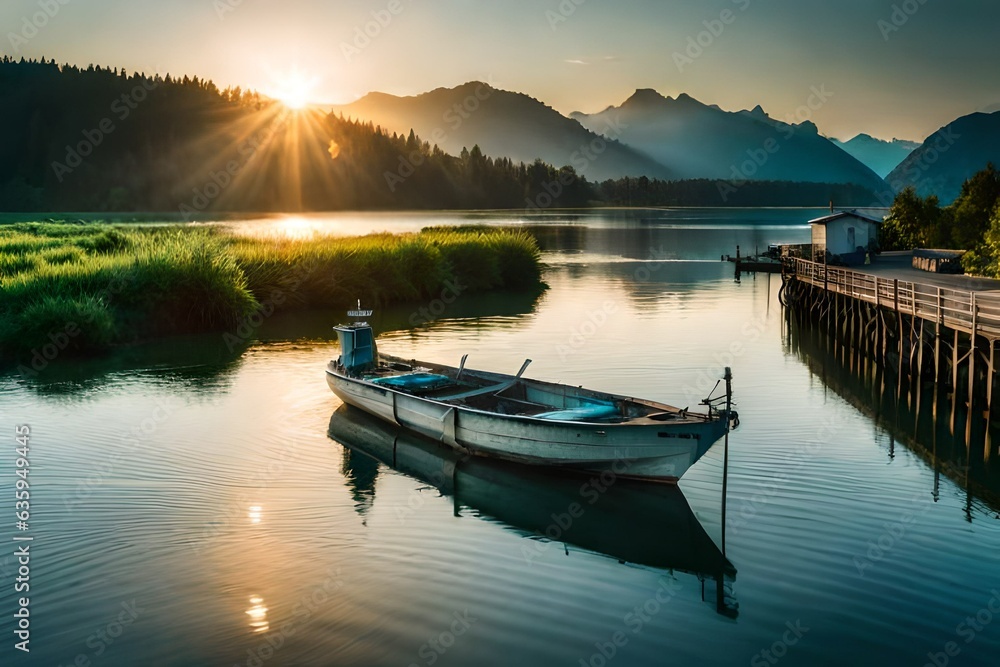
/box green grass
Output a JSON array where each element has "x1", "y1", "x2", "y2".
[{"x1": 0, "y1": 222, "x2": 543, "y2": 359}]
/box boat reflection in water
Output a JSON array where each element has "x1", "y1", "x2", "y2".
[{"x1": 328, "y1": 404, "x2": 738, "y2": 617}]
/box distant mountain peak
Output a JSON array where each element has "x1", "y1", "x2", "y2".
[
  {"x1": 454, "y1": 80, "x2": 493, "y2": 92},
  {"x1": 840, "y1": 133, "x2": 919, "y2": 148},
  {"x1": 674, "y1": 92, "x2": 702, "y2": 105},
  {"x1": 798, "y1": 120, "x2": 819, "y2": 134},
  {"x1": 834, "y1": 132, "x2": 921, "y2": 178},
  {"x1": 622, "y1": 88, "x2": 668, "y2": 107}
]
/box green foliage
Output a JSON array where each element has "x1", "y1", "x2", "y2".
[
  {"x1": 879, "y1": 164, "x2": 1000, "y2": 277},
  {"x1": 961, "y1": 203, "x2": 1000, "y2": 276},
  {"x1": 0, "y1": 223, "x2": 543, "y2": 359},
  {"x1": 0, "y1": 295, "x2": 116, "y2": 354},
  {"x1": 949, "y1": 164, "x2": 1000, "y2": 249},
  {"x1": 880, "y1": 187, "x2": 940, "y2": 250},
  {"x1": 0, "y1": 58, "x2": 592, "y2": 212}
]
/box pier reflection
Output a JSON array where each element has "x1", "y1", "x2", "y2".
[
  {"x1": 784, "y1": 310, "x2": 1000, "y2": 516},
  {"x1": 329, "y1": 404, "x2": 738, "y2": 617}
]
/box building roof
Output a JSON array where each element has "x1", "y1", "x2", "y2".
[{"x1": 808, "y1": 210, "x2": 883, "y2": 226}]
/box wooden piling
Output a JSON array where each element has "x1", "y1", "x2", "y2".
[{"x1": 783, "y1": 256, "x2": 1000, "y2": 461}]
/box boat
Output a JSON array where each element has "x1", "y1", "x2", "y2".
[
  {"x1": 327, "y1": 404, "x2": 738, "y2": 616},
  {"x1": 325, "y1": 303, "x2": 738, "y2": 483}
]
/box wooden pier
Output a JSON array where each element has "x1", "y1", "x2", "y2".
[
  {"x1": 781, "y1": 256, "x2": 1000, "y2": 453},
  {"x1": 784, "y1": 307, "x2": 1000, "y2": 514}
]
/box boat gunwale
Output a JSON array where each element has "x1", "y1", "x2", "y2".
[{"x1": 326, "y1": 357, "x2": 720, "y2": 428}]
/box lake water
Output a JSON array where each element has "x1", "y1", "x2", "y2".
[{"x1": 2, "y1": 209, "x2": 999, "y2": 667}]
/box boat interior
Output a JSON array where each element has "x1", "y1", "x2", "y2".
[
  {"x1": 330, "y1": 324, "x2": 711, "y2": 424},
  {"x1": 356, "y1": 355, "x2": 700, "y2": 424}
]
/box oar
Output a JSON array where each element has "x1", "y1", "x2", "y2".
[
  {"x1": 494, "y1": 359, "x2": 532, "y2": 396},
  {"x1": 456, "y1": 354, "x2": 469, "y2": 381},
  {"x1": 437, "y1": 359, "x2": 532, "y2": 400}
]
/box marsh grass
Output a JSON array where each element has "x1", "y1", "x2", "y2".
[{"x1": 0, "y1": 223, "x2": 543, "y2": 358}]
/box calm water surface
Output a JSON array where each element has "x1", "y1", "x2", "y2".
[{"x1": 2, "y1": 209, "x2": 999, "y2": 666}]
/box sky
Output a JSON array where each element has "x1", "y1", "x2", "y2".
[{"x1": 3, "y1": 0, "x2": 999, "y2": 142}]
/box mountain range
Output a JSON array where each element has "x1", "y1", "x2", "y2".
[
  {"x1": 571, "y1": 89, "x2": 887, "y2": 194},
  {"x1": 832, "y1": 134, "x2": 920, "y2": 179},
  {"x1": 334, "y1": 84, "x2": 887, "y2": 191},
  {"x1": 335, "y1": 83, "x2": 1000, "y2": 206},
  {"x1": 5, "y1": 56, "x2": 997, "y2": 211},
  {"x1": 331, "y1": 83, "x2": 672, "y2": 182}
]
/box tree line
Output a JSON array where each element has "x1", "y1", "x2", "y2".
[
  {"x1": 0, "y1": 57, "x2": 881, "y2": 213},
  {"x1": 880, "y1": 164, "x2": 1000, "y2": 276}
]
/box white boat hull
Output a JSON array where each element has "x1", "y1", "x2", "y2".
[{"x1": 326, "y1": 366, "x2": 728, "y2": 482}]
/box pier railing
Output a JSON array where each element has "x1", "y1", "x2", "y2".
[{"x1": 788, "y1": 257, "x2": 1000, "y2": 338}]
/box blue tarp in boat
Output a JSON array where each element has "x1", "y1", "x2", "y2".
[
  {"x1": 370, "y1": 373, "x2": 453, "y2": 391},
  {"x1": 534, "y1": 402, "x2": 618, "y2": 422}
]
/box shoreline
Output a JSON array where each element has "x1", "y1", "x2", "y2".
[{"x1": 0, "y1": 223, "x2": 544, "y2": 364}]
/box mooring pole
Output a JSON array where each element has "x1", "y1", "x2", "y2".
[{"x1": 721, "y1": 367, "x2": 733, "y2": 556}]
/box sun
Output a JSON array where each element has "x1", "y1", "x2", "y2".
[
  {"x1": 279, "y1": 89, "x2": 309, "y2": 110},
  {"x1": 269, "y1": 70, "x2": 319, "y2": 110}
]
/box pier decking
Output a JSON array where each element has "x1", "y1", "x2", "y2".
[
  {"x1": 782, "y1": 253, "x2": 1000, "y2": 455},
  {"x1": 787, "y1": 252, "x2": 1000, "y2": 338}
]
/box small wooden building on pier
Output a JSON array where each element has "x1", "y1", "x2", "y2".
[{"x1": 810, "y1": 210, "x2": 882, "y2": 266}]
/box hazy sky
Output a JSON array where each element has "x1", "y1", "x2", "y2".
[{"x1": 3, "y1": 0, "x2": 998, "y2": 141}]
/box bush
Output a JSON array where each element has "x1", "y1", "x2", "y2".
[{"x1": 0, "y1": 222, "x2": 544, "y2": 360}]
